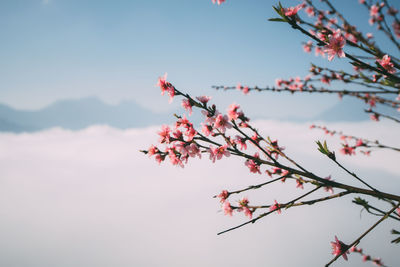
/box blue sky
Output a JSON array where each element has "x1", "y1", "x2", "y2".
[{"x1": 0, "y1": 0, "x2": 398, "y2": 118}]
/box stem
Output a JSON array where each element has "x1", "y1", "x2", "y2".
[{"x1": 325, "y1": 202, "x2": 400, "y2": 267}]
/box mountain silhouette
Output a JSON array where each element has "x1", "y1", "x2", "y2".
[
  {"x1": 312, "y1": 96, "x2": 398, "y2": 122},
  {"x1": 0, "y1": 96, "x2": 398, "y2": 133},
  {"x1": 0, "y1": 97, "x2": 175, "y2": 132}
]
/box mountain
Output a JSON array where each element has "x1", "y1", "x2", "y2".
[
  {"x1": 312, "y1": 96, "x2": 399, "y2": 122},
  {"x1": 0, "y1": 97, "x2": 175, "y2": 132},
  {"x1": 1, "y1": 96, "x2": 398, "y2": 133}
]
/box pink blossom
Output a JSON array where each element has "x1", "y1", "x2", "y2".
[
  {"x1": 275, "y1": 78, "x2": 283, "y2": 87},
  {"x1": 283, "y1": 4, "x2": 303, "y2": 17},
  {"x1": 370, "y1": 113, "x2": 380, "y2": 121},
  {"x1": 355, "y1": 139, "x2": 364, "y2": 147},
  {"x1": 331, "y1": 236, "x2": 349, "y2": 261},
  {"x1": 168, "y1": 149, "x2": 184, "y2": 168},
  {"x1": 372, "y1": 258, "x2": 383, "y2": 266},
  {"x1": 214, "y1": 114, "x2": 232, "y2": 133},
  {"x1": 324, "y1": 175, "x2": 334, "y2": 194},
  {"x1": 242, "y1": 86, "x2": 249, "y2": 94},
  {"x1": 245, "y1": 159, "x2": 261, "y2": 174},
  {"x1": 340, "y1": 144, "x2": 355, "y2": 156},
  {"x1": 158, "y1": 125, "x2": 171, "y2": 144},
  {"x1": 175, "y1": 115, "x2": 191, "y2": 129},
  {"x1": 184, "y1": 126, "x2": 197, "y2": 141},
  {"x1": 212, "y1": 0, "x2": 226, "y2": 5},
  {"x1": 157, "y1": 73, "x2": 175, "y2": 103},
  {"x1": 172, "y1": 129, "x2": 183, "y2": 141},
  {"x1": 324, "y1": 29, "x2": 346, "y2": 61},
  {"x1": 269, "y1": 140, "x2": 285, "y2": 159},
  {"x1": 296, "y1": 179, "x2": 304, "y2": 189},
  {"x1": 269, "y1": 200, "x2": 281, "y2": 214},
  {"x1": 242, "y1": 206, "x2": 253, "y2": 219},
  {"x1": 370, "y1": 5, "x2": 379, "y2": 18},
  {"x1": 321, "y1": 75, "x2": 331, "y2": 84},
  {"x1": 196, "y1": 95, "x2": 211, "y2": 104},
  {"x1": 154, "y1": 153, "x2": 164, "y2": 164},
  {"x1": 303, "y1": 41, "x2": 313, "y2": 53},
  {"x1": 366, "y1": 33, "x2": 373, "y2": 39},
  {"x1": 234, "y1": 135, "x2": 247, "y2": 150},
  {"x1": 315, "y1": 46, "x2": 325, "y2": 57},
  {"x1": 363, "y1": 255, "x2": 371, "y2": 262},
  {"x1": 187, "y1": 143, "x2": 201, "y2": 158},
  {"x1": 157, "y1": 73, "x2": 168, "y2": 95},
  {"x1": 267, "y1": 168, "x2": 290, "y2": 182},
  {"x1": 222, "y1": 201, "x2": 233, "y2": 216},
  {"x1": 350, "y1": 246, "x2": 362, "y2": 253},
  {"x1": 181, "y1": 99, "x2": 193, "y2": 115},
  {"x1": 201, "y1": 123, "x2": 213, "y2": 136},
  {"x1": 238, "y1": 198, "x2": 253, "y2": 219},
  {"x1": 218, "y1": 190, "x2": 229, "y2": 203},
  {"x1": 344, "y1": 32, "x2": 358, "y2": 43},
  {"x1": 201, "y1": 110, "x2": 216, "y2": 124},
  {"x1": 305, "y1": 6, "x2": 315, "y2": 17},
  {"x1": 227, "y1": 103, "x2": 241, "y2": 120},
  {"x1": 236, "y1": 82, "x2": 242, "y2": 90},
  {"x1": 208, "y1": 145, "x2": 230, "y2": 163},
  {"x1": 147, "y1": 145, "x2": 158, "y2": 157},
  {"x1": 377, "y1": 55, "x2": 396, "y2": 74},
  {"x1": 359, "y1": 0, "x2": 365, "y2": 3},
  {"x1": 396, "y1": 207, "x2": 400, "y2": 216},
  {"x1": 174, "y1": 141, "x2": 189, "y2": 156}
]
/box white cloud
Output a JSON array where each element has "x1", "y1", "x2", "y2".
[
  {"x1": 41, "y1": 0, "x2": 51, "y2": 5},
  {"x1": 0, "y1": 121, "x2": 398, "y2": 267}
]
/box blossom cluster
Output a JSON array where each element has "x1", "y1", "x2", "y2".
[
  {"x1": 349, "y1": 246, "x2": 385, "y2": 266},
  {"x1": 144, "y1": 1, "x2": 400, "y2": 266},
  {"x1": 310, "y1": 124, "x2": 371, "y2": 156}
]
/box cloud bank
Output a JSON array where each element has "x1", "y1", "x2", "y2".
[{"x1": 0, "y1": 120, "x2": 398, "y2": 267}]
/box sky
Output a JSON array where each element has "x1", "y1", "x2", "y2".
[
  {"x1": 2, "y1": 0, "x2": 397, "y2": 119},
  {"x1": 1, "y1": 1, "x2": 400, "y2": 266},
  {"x1": 0, "y1": 120, "x2": 399, "y2": 267}
]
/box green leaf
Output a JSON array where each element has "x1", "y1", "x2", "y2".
[
  {"x1": 391, "y1": 236, "x2": 400, "y2": 244},
  {"x1": 272, "y1": 5, "x2": 281, "y2": 15},
  {"x1": 352, "y1": 197, "x2": 369, "y2": 206},
  {"x1": 392, "y1": 229, "x2": 400, "y2": 235},
  {"x1": 268, "y1": 18, "x2": 286, "y2": 22},
  {"x1": 316, "y1": 140, "x2": 326, "y2": 155},
  {"x1": 316, "y1": 140, "x2": 336, "y2": 160},
  {"x1": 381, "y1": 78, "x2": 395, "y2": 87}
]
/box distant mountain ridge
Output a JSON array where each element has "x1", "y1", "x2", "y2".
[
  {"x1": 0, "y1": 96, "x2": 398, "y2": 132},
  {"x1": 311, "y1": 97, "x2": 399, "y2": 122},
  {"x1": 0, "y1": 97, "x2": 175, "y2": 132}
]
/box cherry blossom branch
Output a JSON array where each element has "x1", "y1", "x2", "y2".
[
  {"x1": 365, "y1": 108, "x2": 400, "y2": 123},
  {"x1": 217, "y1": 186, "x2": 322, "y2": 235},
  {"x1": 350, "y1": 246, "x2": 387, "y2": 267},
  {"x1": 147, "y1": 79, "x2": 400, "y2": 202},
  {"x1": 359, "y1": 0, "x2": 400, "y2": 51},
  {"x1": 325, "y1": 202, "x2": 400, "y2": 267},
  {"x1": 213, "y1": 176, "x2": 287, "y2": 199},
  {"x1": 311, "y1": 124, "x2": 400, "y2": 153},
  {"x1": 305, "y1": 0, "x2": 382, "y2": 57},
  {"x1": 331, "y1": 158, "x2": 379, "y2": 192},
  {"x1": 276, "y1": 4, "x2": 400, "y2": 82},
  {"x1": 352, "y1": 197, "x2": 400, "y2": 222},
  {"x1": 212, "y1": 85, "x2": 396, "y2": 95},
  {"x1": 310, "y1": 0, "x2": 400, "y2": 66}
]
